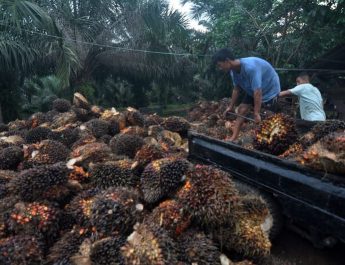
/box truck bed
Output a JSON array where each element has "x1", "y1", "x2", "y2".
[{"x1": 188, "y1": 131, "x2": 345, "y2": 243}]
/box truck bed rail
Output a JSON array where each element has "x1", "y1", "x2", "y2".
[{"x1": 188, "y1": 131, "x2": 345, "y2": 243}]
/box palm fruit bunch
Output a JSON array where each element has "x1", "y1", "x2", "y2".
[
  {"x1": 89, "y1": 160, "x2": 139, "y2": 189},
  {"x1": 23, "y1": 140, "x2": 70, "y2": 167},
  {"x1": 89, "y1": 235, "x2": 126, "y2": 265},
  {"x1": 0, "y1": 235, "x2": 43, "y2": 265},
  {"x1": 126, "y1": 107, "x2": 145, "y2": 127},
  {"x1": 177, "y1": 229, "x2": 222, "y2": 265},
  {"x1": 211, "y1": 195, "x2": 271, "y2": 259},
  {"x1": 144, "y1": 114, "x2": 163, "y2": 127},
  {"x1": 8, "y1": 202, "x2": 61, "y2": 246},
  {"x1": 53, "y1": 98, "x2": 72, "y2": 113},
  {"x1": 25, "y1": 126, "x2": 51, "y2": 144},
  {"x1": 110, "y1": 134, "x2": 144, "y2": 158},
  {"x1": 8, "y1": 162, "x2": 68, "y2": 201},
  {"x1": 73, "y1": 92, "x2": 91, "y2": 110},
  {"x1": 157, "y1": 129, "x2": 183, "y2": 148},
  {"x1": 69, "y1": 142, "x2": 112, "y2": 168},
  {"x1": 121, "y1": 126, "x2": 147, "y2": 137},
  {"x1": 27, "y1": 112, "x2": 47, "y2": 128},
  {"x1": 162, "y1": 116, "x2": 190, "y2": 135},
  {"x1": 65, "y1": 188, "x2": 100, "y2": 227},
  {"x1": 47, "y1": 126, "x2": 79, "y2": 148},
  {"x1": 207, "y1": 126, "x2": 230, "y2": 140},
  {"x1": 134, "y1": 144, "x2": 166, "y2": 171},
  {"x1": 301, "y1": 120, "x2": 345, "y2": 146},
  {"x1": 254, "y1": 113, "x2": 298, "y2": 156},
  {"x1": 90, "y1": 187, "x2": 144, "y2": 236},
  {"x1": 279, "y1": 142, "x2": 304, "y2": 159},
  {"x1": 0, "y1": 146, "x2": 23, "y2": 170},
  {"x1": 141, "y1": 158, "x2": 191, "y2": 204},
  {"x1": 84, "y1": 119, "x2": 110, "y2": 138},
  {"x1": 121, "y1": 222, "x2": 178, "y2": 265},
  {"x1": 0, "y1": 171, "x2": 17, "y2": 199},
  {"x1": 50, "y1": 112, "x2": 78, "y2": 129},
  {"x1": 299, "y1": 131, "x2": 345, "y2": 175},
  {"x1": 68, "y1": 166, "x2": 90, "y2": 183},
  {"x1": 177, "y1": 164, "x2": 240, "y2": 227},
  {"x1": 101, "y1": 109, "x2": 127, "y2": 131},
  {"x1": 205, "y1": 113, "x2": 220, "y2": 128},
  {"x1": 44, "y1": 110, "x2": 59, "y2": 122},
  {"x1": 145, "y1": 200, "x2": 191, "y2": 238},
  {"x1": 46, "y1": 226, "x2": 91, "y2": 265}
]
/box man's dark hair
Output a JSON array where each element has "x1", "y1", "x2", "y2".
[
  {"x1": 297, "y1": 72, "x2": 310, "y2": 82},
  {"x1": 212, "y1": 48, "x2": 236, "y2": 65}
]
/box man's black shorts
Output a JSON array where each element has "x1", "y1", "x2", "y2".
[{"x1": 242, "y1": 93, "x2": 280, "y2": 112}]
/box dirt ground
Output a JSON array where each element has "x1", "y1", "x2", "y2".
[{"x1": 271, "y1": 228, "x2": 344, "y2": 265}]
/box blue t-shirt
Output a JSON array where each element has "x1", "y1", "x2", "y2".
[{"x1": 230, "y1": 57, "x2": 281, "y2": 102}]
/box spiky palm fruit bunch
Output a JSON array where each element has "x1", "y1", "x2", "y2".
[
  {"x1": 68, "y1": 166, "x2": 90, "y2": 183},
  {"x1": 53, "y1": 98, "x2": 72, "y2": 113},
  {"x1": 73, "y1": 92, "x2": 91, "y2": 110},
  {"x1": 145, "y1": 200, "x2": 191, "y2": 238},
  {"x1": 121, "y1": 126, "x2": 147, "y2": 137},
  {"x1": 70, "y1": 134, "x2": 96, "y2": 150},
  {"x1": 45, "y1": 110, "x2": 59, "y2": 122},
  {"x1": 84, "y1": 119, "x2": 110, "y2": 138},
  {"x1": 25, "y1": 126, "x2": 51, "y2": 144},
  {"x1": 90, "y1": 235, "x2": 126, "y2": 265},
  {"x1": 301, "y1": 120, "x2": 345, "y2": 146},
  {"x1": 110, "y1": 134, "x2": 144, "y2": 159},
  {"x1": 162, "y1": 116, "x2": 190, "y2": 135},
  {"x1": 9, "y1": 162, "x2": 68, "y2": 201},
  {"x1": 0, "y1": 235, "x2": 43, "y2": 265},
  {"x1": 24, "y1": 140, "x2": 70, "y2": 166},
  {"x1": 50, "y1": 112, "x2": 78, "y2": 129},
  {"x1": 144, "y1": 114, "x2": 163, "y2": 127},
  {"x1": 0, "y1": 135, "x2": 25, "y2": 147},
  {"x1": 72, "y1": 106, "x2": 92, "y2": 122},
  {"x1": 70, "y1": 142, "x2": 112, "y2": 168},
  {"x1": 177, "y1": 229, "x2": 221, "y2": 265},
  {"x1": 0, "y1": 146, "x2": 23, "y2": 170},
  {"x1": 176, "y1": 165, "x2": 240, "y2": 227},
  {"x1": 7, "y1": 119, "x2": 27, "y2": 131},
  {"x1": 48, "y1": 127, "x2": 79, "y2": 148},
  {"x1": 126, "y1": 107, "x2": 145, "y2": 127},
  {"x1": 205, "y1": 113, "x2": 220, "y2": 128},
  {"x1": 212, "y1": 221, "x2": 271, "y2": 259},
  {"x1": 100, "y1": 134, "x2": 112, "y2": 144},
  {"x1": 89, "y1": 161, "x2": 139, "y2": 189},
  {"x1": 28, "y1": 112, "x2": 47, "y2": 128},
  {"x1": 101, "y1": 110, "x2": 127, "y2": 131},
  {"x1": 65, "y1": 188, "x2": 100, "y2": 227},
  {"x1": 254, "y1": 113, "x2": 298, "y2": 156},
  {"x1": 238, "y1": 195, "x2": 270, "y2": 224},
  {"x1": 0, "y1": 171, "x2": 17, "y2": 199},
  {"x1": 8, "y1": 202, "x2": 61, "y2": 245},
  {"x1": 46, "y1": 226, "x2": 91, "y2": 265},
  {"x1": 299, "y1": 131, "x2": 345, "y2": 174},
  {"x1": 121, "y1": 222, "x2": 178, "y2": 265},
  {"x1": 141, "y1": 158, "x2": 191, "y2": 204},
  {"x1": 157, "y1": 130, "x2": 183, "y2": 148},
  {"x1": 90, "y1": 187, "x2": 144, "y2": 236},
  {"x1": 134, "y1": 144, "x2": 165, "y2": 171},
  {"x1": 279, "y1": 142, "x2": 304, "y2": 159}
]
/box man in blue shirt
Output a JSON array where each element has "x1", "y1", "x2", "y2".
[{"x1": 212, "y1": 48, "x2": 281, "y2": 142}]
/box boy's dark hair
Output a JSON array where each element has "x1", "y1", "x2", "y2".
[
  {"x1": 297, "y1": 72, "x2": 310, "y2": 81},
  {"x1": 212, "y1": 48, "x2": 236, "y2": 65}
]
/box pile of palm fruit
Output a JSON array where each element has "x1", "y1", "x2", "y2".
[
  {"x1": 188, "y1": 99, "x2": 345, "y2": 176},
  {"x1": 0, "y1": 93, "x2": 296, "y2": 265}
]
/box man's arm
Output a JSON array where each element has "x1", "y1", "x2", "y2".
[
  {"x1": 279, "y1": 90, "x2": 292, "y2": 97},
  {"x1": 253, "y1": 89, "x2": 262, "y2": 123}
]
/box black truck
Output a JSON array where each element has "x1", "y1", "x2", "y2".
[{"x1": 188, "y1": 131, "x2": 345, "y2": 248}]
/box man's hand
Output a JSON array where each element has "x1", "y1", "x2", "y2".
[
  {"x1": 223, "y1": 105, "x2": 234, "y2": 119},
  {"x1": 254, "y1": 113, "x2": 261, "y2": 123}
]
